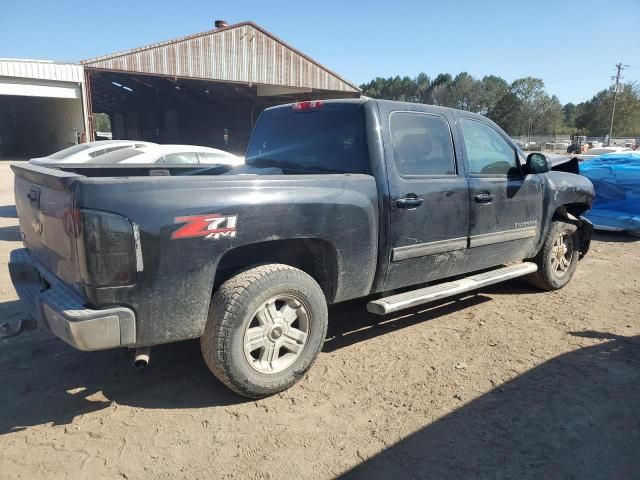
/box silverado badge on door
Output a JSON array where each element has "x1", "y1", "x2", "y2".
[{"x1": 31, "y1": 218, "x2": 43, "y2": 235}]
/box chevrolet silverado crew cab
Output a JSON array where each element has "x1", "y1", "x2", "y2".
[{"x1": 9, "y1": 99, "x2": 594, "y2": 398}]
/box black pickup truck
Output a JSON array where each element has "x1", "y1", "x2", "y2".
[{"x1": 9, "y1": 99, "x2": 594, "y2": 398}]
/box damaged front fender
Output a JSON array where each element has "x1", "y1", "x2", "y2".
[{"x1": 577, "y1": 215, "x2": 593, "y2": 259}]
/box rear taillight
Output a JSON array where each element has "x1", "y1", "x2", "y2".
[
  {"x1": 77, "y1": 209, "x2": 136, "y2": 286},
  {"x1": 292, "y1": 100, "x2": 322, "y2": 111}
]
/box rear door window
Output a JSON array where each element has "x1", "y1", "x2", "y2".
[{"x1": 389, "y1": 112, "x2": 456, "y2": 176}]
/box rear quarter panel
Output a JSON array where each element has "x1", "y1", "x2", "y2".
[{"x1": 75, "y1": 174, "x2": 378, "y2": 345}]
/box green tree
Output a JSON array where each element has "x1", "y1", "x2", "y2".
[
  {"x1": 539, "y1": 95, "x2": 566, "y2": 134},
  {"x1": 612, "y1": 83, "x2": 640, "y2": 136},
  {"x1": 415, "y1": 72, "x2": 431, "y2": 104},
  {"x1": 487, "y1": 91, "x2": 522, "y2": 134},
  {"x1": 477, "y1": 75, "x2": 509, "y2": 115},
  {"x1": 359, "y1": 71, "x2": 640, "y2": 137},
  {"x1": 93, "y1": 113, "x2": 111, "y2": 132},
  {"x1": 575, "y1": 83, "x2": 640, "y2": 137},
  {"x1": 448, "y1": 72, "x2": 480, "y2": 111},
  {"x1": 509, "y1": 77, "x2": 547, "y2": 135},
  {"x1": 563, "y1": 102, "x2": 577, "y2": 129},
  {"x1": 428, "y1": 73, "x2": 453, "y2": 106}
]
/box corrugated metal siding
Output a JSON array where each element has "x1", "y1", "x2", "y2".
[
  {"x1": 82, "y1": 24, "x2": 358, "y2": 93},
  {"x1": 0, "y1": 59, "x2": 84, "y2": 83}
]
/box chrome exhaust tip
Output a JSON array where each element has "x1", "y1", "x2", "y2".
[{"x1": 134, "y1": 346, "x2": 151, "y2": 368}]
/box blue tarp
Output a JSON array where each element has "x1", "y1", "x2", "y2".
[{"x1": 579, "y1": 152, "x2": 640, "y2": 234}]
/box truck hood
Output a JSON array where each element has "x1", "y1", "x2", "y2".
[{"x1": 548, "y1": 155, "x2": 580, "y2": 174}]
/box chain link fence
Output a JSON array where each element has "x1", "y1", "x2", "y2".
[
  {"x1": 511, "y1": 135, "x2": 571, "y2": 153},
  {"x1": 511, "y1": 135, "x2": 638, "y2": 153}
]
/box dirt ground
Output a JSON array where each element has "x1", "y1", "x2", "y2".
[{"x1": 1, "y1": 161, "x2": 639, "y2": 480}]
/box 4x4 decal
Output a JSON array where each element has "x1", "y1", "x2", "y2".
[{"x1": 172, "y1": 214, "x2": 238, "y2": 240}]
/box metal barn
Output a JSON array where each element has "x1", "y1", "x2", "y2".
[
  {"x1": 0, "y1": 59, "x2": 88, "y2": 159},
  {"x1": 81, "y1": 21, "x2": 360, "y2": 154}
]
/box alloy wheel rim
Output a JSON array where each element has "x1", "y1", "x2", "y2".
[
  {"x1": 551, "y1": 232, "x2": 573, "y2": 275},
  {"x1": 243, "y1": 295, "x2": 310, "y2": 374}
]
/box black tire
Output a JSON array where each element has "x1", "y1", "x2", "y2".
[
  {"x1": 200, "y1": 264, "x2": 328, "y2": 398},
  {"x1": 527, "y1": 220, "x2": 580, "y2": 291}
]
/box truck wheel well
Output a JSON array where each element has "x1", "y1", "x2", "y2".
[
  {"x1": 554, "y1": 203, "x2": 590, "y2": 221},
  {"x1": 213, "y1": 239, "x2": 338, "y2": 303},
  {"x1": 552, "y1": 203, "x2": 593, "y2": 259}
]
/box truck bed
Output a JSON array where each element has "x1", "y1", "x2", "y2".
[
  {"x1": 22, "y1": 162, "x2": 235, "y2": 178},
  {"x1": 11, "y1": 162, "x2": 380, "y2": 345}
]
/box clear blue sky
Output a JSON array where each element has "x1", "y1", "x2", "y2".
[{"x1": 2, "y1": 0, "x2": 639, "y2": 104}]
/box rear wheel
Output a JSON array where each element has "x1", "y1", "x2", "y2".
[
  {"x1": 527, "y1": 220, "x2": 579, "y2": 290},
  {"x1": 201, "y1": 264, "x2": 328, "y2": 398}
]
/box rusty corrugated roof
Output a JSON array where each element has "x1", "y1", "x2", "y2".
[{"x1": 81, "y1": 22, "x2": 360, "y2": 93}]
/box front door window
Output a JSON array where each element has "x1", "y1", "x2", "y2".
[{"x1": 460, "y1": 119, "x2": 519, "y2": 176}]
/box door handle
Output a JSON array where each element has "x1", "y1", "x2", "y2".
[
  {"x1": 27, "y1": 187, "x2": 40, "y2": 206},
  {"x1": 474, "y1": 193, "x2": 495, "y2": 203},
  {"x1": 396, "y1": 196, "x2": 424, "y2": 209}
]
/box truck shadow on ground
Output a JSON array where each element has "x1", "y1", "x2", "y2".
[
  {"x1": 0, "y1": 225, "x2": 21, "y2": 242},
  {"x1": 0, "y1": 329, "x2": 263, "y2": 436},
  {"x1": 0, "y1": 332, "x2": 241, "y2": 435},
  {"x1": 0, "y1": 205, "x2": 17, "y2": 218},
  {"x1": 323, "y1": 294, "x2": 491, "y2": 353},
  {"x1": 0, "y1": 295, "x2": 490, "y2": 435},
  {"x1": 0, "y1": 288, "x2": 640, "y2": 450},
  {"x1": 0, "y1": 287, "x2": 581, "y2": 435},
  {"x1": 0, "y1": 300, "x2": 23, "y2": 322},
  {"x1": 339, "y1": 331, "x2": 640, "y2": 480}
]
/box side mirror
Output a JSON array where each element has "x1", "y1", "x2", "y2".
[{"x1": 526, "y1": 152, "x2": 549, "y2": 174}]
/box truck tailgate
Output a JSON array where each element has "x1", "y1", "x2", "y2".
[{"x1": 12, "y1": 164, "x2": 82, "y2": 286}]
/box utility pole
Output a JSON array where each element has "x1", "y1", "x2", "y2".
[{"x1": 608, "y1": 62, "x2": 628, "y2": 146}]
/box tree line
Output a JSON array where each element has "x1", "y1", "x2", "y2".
[{"x1": 360, "y1": 73, "x2": 640, "y2": 137}]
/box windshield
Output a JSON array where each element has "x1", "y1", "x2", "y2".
[
  {"x1": 246, "y1": 104, "x2": 368, "y2": 174},
  {"x1": 48, "y1": 143, "x2": 92, "y2": 159}
]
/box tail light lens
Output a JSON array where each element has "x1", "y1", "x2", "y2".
[{"x1": 77, "y1": 209, "x2": 136, "y2": 286}]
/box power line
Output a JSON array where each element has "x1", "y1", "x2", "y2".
[
  {"x1": 608, "y1": 62, "x2": 629, "y2": 145},
  {"x1": 549, "y1": 68, "x2": 612, "y2": 83}
]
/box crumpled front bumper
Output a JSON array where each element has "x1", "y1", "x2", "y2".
[
  {"x1": 8, "y1": 248, "x2": 136, "y2": 351},
  {"x1": 578, "y1": 215, "x2": 593, "y2": 259}
]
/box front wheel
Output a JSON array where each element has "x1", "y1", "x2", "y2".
[
  {"x1": 201, "y1": 264, "x2": 328, "y2": 398},
  {"x1": 527, "y1": 220, "x2": 580, "y2": 290}
]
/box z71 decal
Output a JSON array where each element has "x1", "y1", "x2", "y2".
[{"x1": 172, "y1": 214, "x2": 238, "y2": 240}]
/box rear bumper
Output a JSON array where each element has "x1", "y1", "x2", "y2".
[{"x1": 8, "y1": 248, "x2": 136, "y2": 351}]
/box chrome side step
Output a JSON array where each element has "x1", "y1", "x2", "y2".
[{"x1": 367, "y1": 262, "x2": 538, "y2": 315}]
